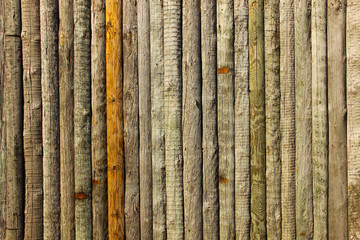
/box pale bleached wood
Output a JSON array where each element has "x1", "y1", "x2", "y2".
[
  {"x1": 280, "y1": 0, "x2": 296, "y2": 238},
  {"x1": 150, "y1": 0, "x2": 166, "y2": 238},
  {"x1": 249, "y1": 0, "x2": 266, "y2": 239},
  {"x1": 21, "y1": 0, "x2": 43, "y2": 238},
  {"x1": 328, "y1": 0, "x2": 347, "y2": 239},
  {"x1": 4, "y1": 0, "x2": 24, "y2": 238},
  {"x1": 265, "y1": 0, "x2": 281, "y2": 238},
  {"x1": 311, "y1": 0, "x2": 328, "y2": 239},
  {"x1": 201, "y1": 0, "x2": 219, "y2": 238},
  {"x1": 183, "y1": 0, "x2": 202, "y2": 238},
  {"x1": 234, "y1": 0, "x2": 250, "y2": 239},
  {"x1": 347, "y1": 1, "x2": 360, "y2": 239},
  {"x1": 40, "y1": 0, "x2": 60, "y2": 238},
  {"x1": 217, "y1": 0, "x2": 235, "y2": 238},
  {"x1": 163, "y1": 0, "x2": 183, "y2": 238},
  {"x1": 295, "y1": 0, "x2": 314, "y2": 238}
]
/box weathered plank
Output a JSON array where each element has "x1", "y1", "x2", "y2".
[
  {"x1": 328, "y1": 0, "x2": 347, "y2": 239},
  {"x1": 249, "y1": 0, "x2": 266, "y2": 239}
]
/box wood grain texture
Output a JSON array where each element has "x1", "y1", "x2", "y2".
[
  {"x1": 123, "y1": 0, "x2": 140, "y2": 238},
  {"x1": 249, "y1": 0, "x2": 266, "y2": 239},
  {"x1": 295, "y1": 0, "x2": 313, "y2": 238},
  {"x1": 74, "y1": 0, "x2": 92, "y2": 238},
  {"x1": 106, "y1": 0, "x2": 124, "y2": 237},
  {"x1": 91, "y1": 0, "x2": 108, "y2": 238},
  {"x1": 279, "y1": 0, "x2": 296, "y2": 238},
  {"x1": 328, "y1": 0, "x2": 347, "y2": 239},
  {"x1": 234, "y1": 0, "x2": 250, "y2": 239},
  {"x1": 201, "y1": 0, "x2": 219, "y2": 238},
  {"x1": 311, "y1": 0, "x2": 328, "y2": 239},
  {"x1": 4, "y1": 0, "x2": 24, "y2": 239},
  {"x1": 217, "y1": 0, "x2": 235, "y2": 238},
  {"x1": 182, "y1": 0, "x2": 202, "y2": 238},
  {"x1": 163, "y1": 0, "x2": 183, "y2": 238},
  {"x1": 59, "y1": 0, "x2": 75, "y2": 238},
  {"x1": 264, "y1": 0, "x2": 281, "y2": 238},
  {"x1": 347, "y1": 1, "x2": 360, "y2": 239},
  {"x1": 21, "y1": 0, "x2": 43, "y2": 238},
  {"x1": 150, "y1": 0, "x2": 166, "y2": 238},
  {"x1": 40, "y1": 0, "x2": 60, "y2": 238}
]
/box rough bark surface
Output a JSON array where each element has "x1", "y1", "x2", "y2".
[
  {"x1": 106, "y1": 0, "x2": 124, "y2": 237},
  {"x1": 347, "y1": 1, "x2": 360, "y2": 239},
  {"x1": 123, "y1": 0, "x2": 140, "y2": 238},
  {"x1": 150, "y1": 0, "x2": 166, "y2": 238},
  {"x1": 91, "y1": 0, "x2": 108, "y2": 239},
  {"x1": 4, "y1": 0, "x2": 24, "y2": 239},
  {"x1": 295, "y1": 0, "x2": 314, "y2": 239},
  {"x1": 217, "y1": 0, "x2": 235, "y2": 238},
  {"x1": 328, "y1": 0, "x2": 347, "y2": 239},
  {"x1": 40, "y1": 0, "x2": 60, "y2": 238},
  {"x1": 201, "y1": 0, "x2": 219, "y2": 238},
  {"x1": 279, "y1": 0, "x2": 296, "y2": 238},
  {"x1": 163, "y1": 0, "x2": 183, "y2": 238},
  {"x1": 249, "y1": 0, "x2": 266, "y2": 239}
]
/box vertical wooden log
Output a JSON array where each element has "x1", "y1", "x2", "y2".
[
  {"x1": 150, "y1": 0, "x2": 166, "y2": 238},
  {"x1": 106, "y1": 0, "x2": 124, "y2": 237},
  {"x1": 217, "y1": 0, "x2": 235, "y2": 237},
  {"x1": 123, "y1": 0, "x2": 140, "y2": 238},
  {"x1": 163, "y1": 0, "x2": 183, "y2": 238},
  {"x1": 4, "y1": 0, "x2": 24, "y2": 238},
  {"x1": 59, "y1": 0, "x2": 75, "y2": 238},
  {"x1": 183, "y1": 0, "x2": 202, "y2": 238},
  {"x1": 280, "y1": 0, "x2": 296, "y2": 238},
  {"x1": 311, "y1": 0, "x2": 328, "y2": 239},
  {"x1": 21, "y1": 0, "x2": 43, "y2": 238},
  {"x1": 249, "y1": 0, "x2": 266, "y2": 239},
  {"x1": 234, "y1": 0, "x2": 250, "y2": 239},
  {"x1": 40, "y1": 0, "x2": 60, "y2": 238},
  {"x1": 295, "y1": 0, "x2": 313, "y2": 238},
  {"x1": 347, "y1": 1, "x2": 360, "y2": 239},
  {"x1": 265, "y1": 0, "x2": 281, "y2": 238},
  {"x1": 91, "y1": 0, "x2": 107, "y2": 238},
  {"x1": 328, "y1": 0, "x2": 347, "y2": 239},
  {"x1": 201, "y1": 0, "x2": 219, "y2": 238}
]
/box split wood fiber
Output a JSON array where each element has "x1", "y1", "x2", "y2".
[
  {"x1": 217, "y1": 0, "x2": 235, "y2": 237},
  {"x1": 106, "y1": 0, "x2": 124, "y2": 237},
  {"x1": 328, "y1": 0, "x2": 347, "y2": 239},
  {"x1": 40, "y1": 0, "x2": 60, "y2": 238},
  {"x1": 249, "y1": 0, "x2": 266, "y2": 238},
  {"x1": 21, "y1": 0, "x2": 43, "y2": 238},
  {"x1": 0, "y1": 0, "x2": 5, "y2": 237},
  {"x1": 280, "y1": 0, "x2": 296, "y2": 238},
  {"x1": 164, "y1": 0, "x2": 183, "y2": 238}
]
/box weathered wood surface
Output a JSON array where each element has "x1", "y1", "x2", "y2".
[
  {"x1": 91, "y1": 0, "x2": 107, "y2": 238},
  {"x1": 249, "y1": 0, "x2": 266, "y2": 239},
  {"x1": 21, "y1": 0, "x2": 43, "y2": 238},
  {"x1": 182, "y1": 0, "x2": 202, "y2": 238},
  {"x1": 106, "y1": 0, "x2": 124, "y2": 237},
  {"x1": 150, "y1": 0, "x2": 166, "y2": 238},
  {"x1": 279, "y1": 0, "x2": 296, "y2": 238},
  {"x1": 328, "y1": 0, "x2": 347, "y2": 239},
  {"x1": 59, "y1": 0, "x2": 75, "y2": 238},
  {"x1": 201, "y1": 0, "x2": 219, "y2": 238},
  {"x1": 295, "y1": 0, "x2": 313, "y2": 238},
  {"x1": 347, "y1": 1, "x2": 360, "y2": 239},
  {"x1": 4, "y1": 0, "x2": 24, "y2": 239},
  {"x1": 40, "y1": 0, "x2": 60, "y2": 238},
  {"x1": 217, "y1": 0, "x2": 235, "y2": 238},
  {"x1": 123, "y1": 0, "x2": 140, "y2": 238},
  {"x1": 311, "y1": 0, "x2": 328, "y2": 239},
  {"x1": 164, "y1": 0, "x2": 183, "y2": 238},
  {"x1": 264, "y1": 0, "x2": 281, "y2": 239}
]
